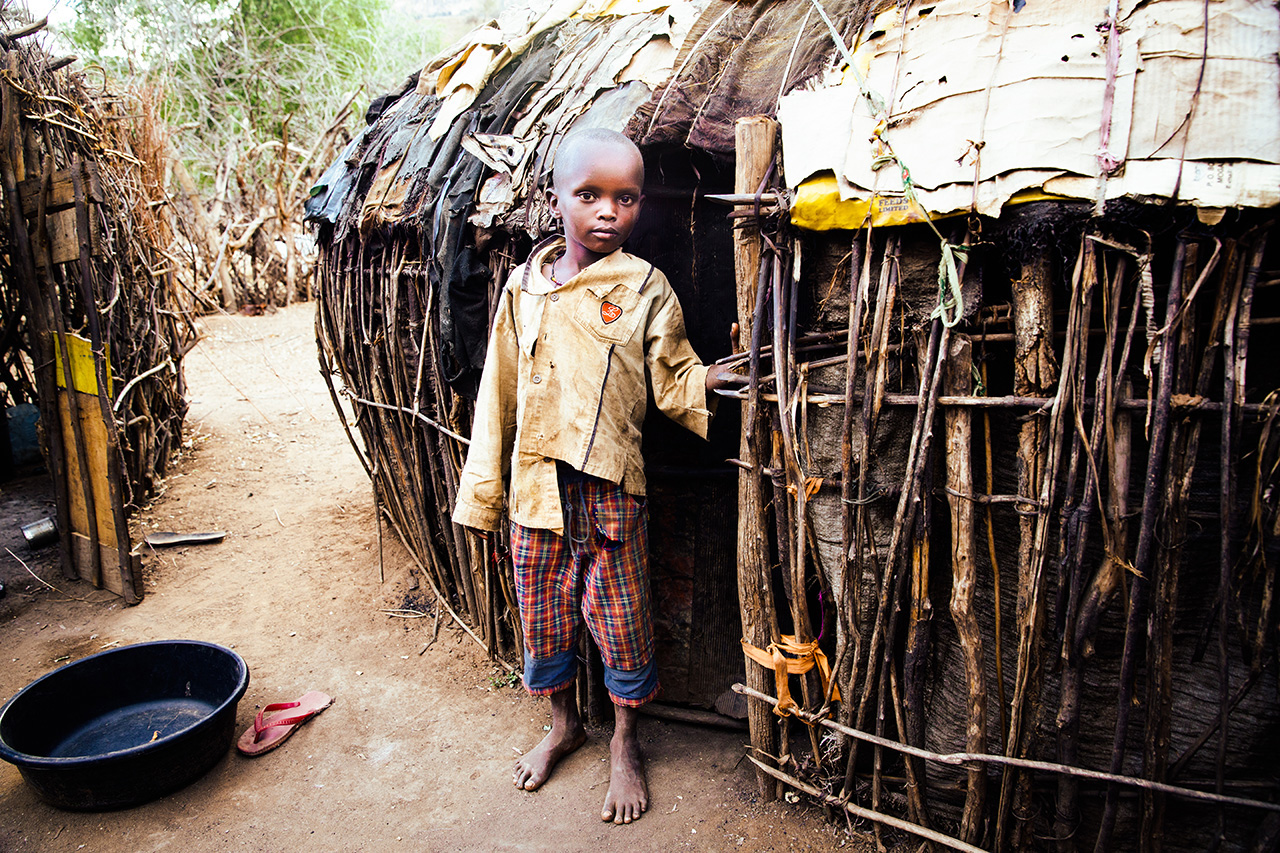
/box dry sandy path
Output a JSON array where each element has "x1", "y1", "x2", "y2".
[{"x1": 0, "y1": 304, "x2": 869, "y2": 852}]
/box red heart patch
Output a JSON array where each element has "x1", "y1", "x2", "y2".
[{"x1": 601, "y1": 302, "x2": 622, "y2": 324}]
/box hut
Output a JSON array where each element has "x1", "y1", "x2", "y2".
[
  {"x1": 0, "y1": 16, "x2": 195, "y2": 602},
  {"x1": 306, "y1": 0, "x2": 1280, "y2": 849}
]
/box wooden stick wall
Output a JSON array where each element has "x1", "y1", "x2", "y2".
[
  {"x1": 315, "y1": 237, "x2": 523, "y2": 663},
  {"x1": 725, "y1": 117, "x2": 1279, "y2": 851},
  {"x1": 0, "y1": 22, "x2": 194, "y2": 601}
]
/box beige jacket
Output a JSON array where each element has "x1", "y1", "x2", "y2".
[{"x1": 451, "y1": 237, "x2": 713, "y2": 534}]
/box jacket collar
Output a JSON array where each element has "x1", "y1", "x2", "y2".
[{"x1": 520, "y1": 235, "x2": 650, "y2": 295}]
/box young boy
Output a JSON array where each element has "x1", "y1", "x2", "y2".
[{"x1": 452, "y1": 128, "x2": 728, "y2": 824}]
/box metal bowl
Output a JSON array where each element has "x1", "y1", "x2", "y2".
[{"x1": 0, "y1": 640, "x2": 249, "y2": 810}]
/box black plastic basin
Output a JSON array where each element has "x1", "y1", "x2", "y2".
[{"x1": 0, "y1": 640, "x2": 249, "y2": 810}]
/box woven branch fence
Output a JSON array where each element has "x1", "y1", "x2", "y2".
[
  {"x1": 725, "y1": 164, "x2": 1279, "y2": 852},
  {"x1": 0, "y1": 18, "x2": 196, "y2": 600},
  {"x1": 316, "y1": 220, "x2": 521, "y2": 658}
]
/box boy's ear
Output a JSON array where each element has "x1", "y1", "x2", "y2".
[{"x1": 545, "y1": 186, "x2": 562, "y2": 219}]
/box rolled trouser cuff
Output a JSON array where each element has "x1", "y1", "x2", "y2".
[
  {"x1": 604, "y1": 660, "x2": 659, "y2": 707},
  {"x1": 523, "y1": 647, "x2": 578, "y2": 697}
]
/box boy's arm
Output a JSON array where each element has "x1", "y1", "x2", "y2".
[
  {"x1": 452, "y1": 281, "x2": 519, "y2": 532},
  {"x1": 644, "y1": 280, "x2": 715, "y2": 440}
]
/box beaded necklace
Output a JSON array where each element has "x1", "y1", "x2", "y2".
[{"x1": 546, "y1": 251, "x2": 568, "y2": 287}]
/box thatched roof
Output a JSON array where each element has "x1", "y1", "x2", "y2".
[
  {"x1": 307, "y1": 0, "x2": 1278, "y2": 241},
  {"x1": 304, "y1": 0, "x2": 876, "y2": 239}
]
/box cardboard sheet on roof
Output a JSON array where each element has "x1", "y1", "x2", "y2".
[{"x1": 777, "y1": 0, "x2": 1280, "y2": 225}]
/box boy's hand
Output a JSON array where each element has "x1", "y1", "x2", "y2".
[{"x1": 705, "y1": 323, "x2": 742, "y2": 393}]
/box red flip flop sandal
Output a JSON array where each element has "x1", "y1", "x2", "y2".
[{"x1": 237, "y1": 690, "x2": 334, "y2": 757}]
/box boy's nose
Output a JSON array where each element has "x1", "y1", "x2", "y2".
[{"x1": 598, "y1": 201, "x2": 617, "y2": 219}]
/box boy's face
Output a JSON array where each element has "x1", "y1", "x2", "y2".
[{"x1": 548, "y1": 141, "x2": 645, "y2": 263}]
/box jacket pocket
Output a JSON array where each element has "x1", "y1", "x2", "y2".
[{"x1": 571, "y1": 284, "x2": 644, "y2": 346}]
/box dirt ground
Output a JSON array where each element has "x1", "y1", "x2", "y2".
[{"x1": 0, "y1": 304, "x2": 881, "y2": 852}]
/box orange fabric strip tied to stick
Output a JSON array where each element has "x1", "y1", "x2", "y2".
[{"x1": 741, "y1": 634, "x2": 841, "y2": 716}]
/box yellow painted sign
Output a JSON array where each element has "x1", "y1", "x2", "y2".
[{"x1": 52, "y1": 332, "x2": 112, "y2": 396}]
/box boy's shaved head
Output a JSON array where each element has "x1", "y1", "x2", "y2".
[
  {"x1": 547, "y1": 127, "x2": 646, "y2": 265},
  {"x1": 552, "y1": 128, "x2": 645, "y2": 191}
]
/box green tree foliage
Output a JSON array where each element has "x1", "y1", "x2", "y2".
[
  {"x1": 232, "y1": 0, "x2": 383, "y2": 138},
  {"x1": 65, "y1": 0, "x2": 458, "y2": 183}
]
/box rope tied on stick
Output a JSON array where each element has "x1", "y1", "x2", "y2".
[
  {"x1": 810, "y1": 0, "x2": 968, "y2": 329},
  {"x1": 741, "y1": 634, "x2": 840, "y2": 717}
]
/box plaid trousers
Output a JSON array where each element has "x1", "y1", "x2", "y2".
[{"x1": 510, "y1": 470, "x2": 659, "y2": 707}]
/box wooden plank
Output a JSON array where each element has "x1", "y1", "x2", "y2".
[
  {"x1": 56, "y1": 387, "x2": 139, "y2": 599},
  {"x1": 68, "y1": 533, "x2": 132, "y2": 599},
  {"x1": 37, "y1": 205, "x2": 100, "y2": 266},
  {"x1": 57, "y1": 390, "x2": 114, "y2": 538},
  {"x1": 68, "y1": 534, "x2": 141, "y2": 600},
  {"x1": 72, "y1": 153, "x2": 139, "y2": 605},
  {"x1": 17, "y1": 161, "x2": 103, "y2": 216},
  {"x1": 56, "y1": 388, "x2": 105, "y2": 587},
  {"x1": 21, "y1": 162, "x2": 104, "y2": 267}
]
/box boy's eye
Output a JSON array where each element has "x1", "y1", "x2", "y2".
[
  {"x1": 618, "y1": 195, "x2": 635, "y2": 206},
  {"x1": 577, "y1": 192, "x2": 595, "y2": 202}
]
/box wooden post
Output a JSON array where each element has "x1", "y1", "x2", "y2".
[
  {"x1": 836, "y1": 229, "x2": 869, "y2": 774},
  {"x1": 733, "y1": 115, "x2": 779, "y2": 799},
  {"x1": 945, "y1": 334, "x2": 985, "y2": 843},
  {"x1": 0, "y1": 51, "x2": 75, "y2": 583},
  {"x1": 1055, "y1": 248, "x2": 1134, "y2": 850},
  {"x1": 840, "y1": 235, "x2": 898, "y2": 801},
  {"x1": 38, "y1": 156, "x2": 103, "y2": 591},
  {"x1": 1094, "y1": 241, "x2": 1186, "y2": 852},
  {"x1": 1210, "y1": 234, "x2": 1265, "y2": 844},
  {"x1": 1143, "y1": 241, "x2": 1205, "y2": 848},
  {"x1": 998, "y1": 247, "x2": 1059, "y2": 850},
  {"x1": 902, "y1": 326, "x2": 936, "y2": 831}
]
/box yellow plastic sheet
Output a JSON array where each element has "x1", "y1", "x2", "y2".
[
  {"x1": 579, "y1": 0, "x2": 670, "y2": 18},
  {"x1": 790, "y1": 173, "x2": 1065, "y2": 231}
]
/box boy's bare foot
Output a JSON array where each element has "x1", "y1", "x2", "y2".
[
  {"x1": 601, "y1": 705, "x2": 648, "y2": 824},
  {"x1": 514, "y1": 725, "x2": 586, "y2": 790},
  {"x1": 514, "y1": 686, "x2": 585, "y2": 791}
]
